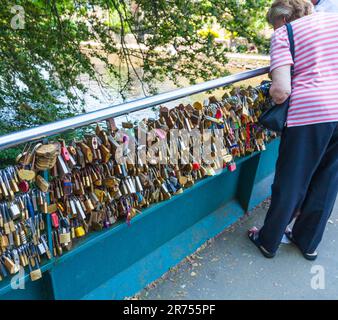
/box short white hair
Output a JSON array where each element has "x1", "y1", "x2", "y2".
[{"x1": 267, "y1": 0, "x2": 314, "y2": 25}]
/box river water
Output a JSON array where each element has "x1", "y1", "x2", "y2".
[{"x1": 78, "y1": 55, "x2": 269, "y2": 125}]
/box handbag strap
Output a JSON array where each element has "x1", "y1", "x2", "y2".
[{"x1": 286, "y1": 23, "x2": 295, "y2": 75}]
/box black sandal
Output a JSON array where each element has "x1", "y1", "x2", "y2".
[
  {"x1": 248, "y1": 228, "x2": 275, "y2": 259},
  {"x1": 285, "y1": 231, "x2": 318, "y2": 261}
]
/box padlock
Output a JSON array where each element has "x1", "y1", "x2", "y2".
[
  {"x1": 59, "y1": 232, "x2": 71, "y2": 244},
  {"x1": 205, "y1": 166, "x2": 216, "y2": 176},
  {"x1": 178, "y1": 176, "x2": 188, "y2": 186},
  {"x1": 57, "y1": 155, "x2": 70, "y2": 176},
  {"x1": 3, "y1": 256, "x2": 17, "y2": 275},
  {"x1": 60, "y1": 140, "x2": 70, "y2": 161},
  {"x1": 17, "y1": 169, "x2": 36, "y2": 182},
  {"x1": 192, "y1": 162, "x2": 200, "y2": 171},
  {"x1": 9, "y1": 202, "x2": 21, "y2": 220},
  {"x1": 75, "y1": 199, "x2": 86, "y2": 220},
  {"x1": 100, "y1": 144, "x2": 111, "y2": 163},
  {"x1": 36, "y1": 175, "x2": 49, "y2": 193},
  {"x1": 76, "y1": 147, "x2": 86, "y2": 168},
  {"x1": 75, "y1": 226, "x2": 85, "y2": 238},
  {"x1": 228, "y1": 162, "x2": 237, "y2": 172},
  {"x1": 42, "y1": 197, "x2": 48, "y2": 214},
  {"x1": 51, "y1": 212, "x2": 59, "y2": 228},
  {"x1": 84, "y1": 196, "x2": 95, "y2": 213},
  {"x1": 30, "y1": 269, "x2": 42, "y2": 282},
  {"x1": 18, "y1": 180, "x2": 29, "y2": 193},
  {"x1": 79, "y1": 142, "x2": 93, "y2": 163},
  {"x1": 63, "y1": 178, "x2": 72, "y2": 196},
  {"x1": 37, "y1": 241, "x2": 46, "y2": 255}
]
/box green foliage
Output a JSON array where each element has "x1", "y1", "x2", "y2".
[{"x1": 0, "y1": 0, "x2": 272, "y2": 163}]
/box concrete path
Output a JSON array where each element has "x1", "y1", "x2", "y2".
[
  {"x1": 226, "y1": 53, "x2": 270, "y2": 61},
  {"x1": 138, "y1": 198, "x2": 338, "y2": 300}
]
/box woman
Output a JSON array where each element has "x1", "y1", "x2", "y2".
[{"x1": 248, "y1": 0, "x2": 338, "y2": 260}]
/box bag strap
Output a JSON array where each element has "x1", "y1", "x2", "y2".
[{"x1": 286, "y1": 23, "x2": 295, "y2": 75}]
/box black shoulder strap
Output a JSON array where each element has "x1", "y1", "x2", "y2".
[{"x1": 286, "y1": 23, "x2": 295, "y2": 75}]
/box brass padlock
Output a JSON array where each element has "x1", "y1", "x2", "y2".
[
  {"x1": 84, "y1": 196, "x2": 95, "y2": 213},
  {"x1": 59, "y1": 232, "x2": 71, "y2": 244},
  {"x1": 3, "y1": 256, "x2": 17, "y2": 274},
  {"x1": 79, "y1": 143, "x2": 93, "y2": 163},
  {"x1": 75, "y1": 226, "x2": 85, "y2": 238},
  {"x1": 100, "y1": 144, "x2": 111, "y2": 163},
  {"x1": 30, "y1": 269, "x2": 42, "y2": 282}
]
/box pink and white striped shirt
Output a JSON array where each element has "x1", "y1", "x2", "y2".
[{"x1": 270, "y1": 12, "x2": 338, "y2": 127}]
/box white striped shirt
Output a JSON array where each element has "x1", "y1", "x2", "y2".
[
  {"x1": 270, "y1": 13, "x2": 338, "y2": 127},
  {"x1": 315, "y1": 0, "x2": 338, "y2": 13}
]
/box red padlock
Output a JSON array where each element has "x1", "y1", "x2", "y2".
[
  {"x1": 215, "y1": 109, "x2": 222, "y2": 119},
  {"x1": 228, "y1": 162, "x2": 237, "y2": 172},
  {"x1": 192, "y1": 162, "x2": 200, "y2": 171},
  {"x1": 18, "y1": 180, "x2": 29, "y2": 193},
  {"x1": 51, "y1": 212, "x2": 59, "y2": 228},
  {"x1": 60, "y1": 140, "x2": 70, "y2": 161}
]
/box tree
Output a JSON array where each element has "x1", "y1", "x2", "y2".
[{"x1": 0, "y1": 0, "x2": 272, "y2": 138}]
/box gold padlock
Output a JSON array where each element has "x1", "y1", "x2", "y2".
[
  {"x1": 84, "y1": 196, "x2": 95, "y2": 213},
  {"x1": 79, "y1": 142, "x2": 93, "y2": 163},
  {"x1": 17, "y1": 169, "x2": 36, "y2": 182},
  {"x1": 75, "y1": 226, "x2": 85, "y2": 238},
  {"x1": 100, "y1": 144, "x2": 111, "y2": 163},
  {"x1": 30, "y1": 269, "x2": 42, "y2": 281},
  {"x1": 94, "y1": 189, "x2": 105, "y2": 203},
  {"x1": 3, "y1": 256, "x2": 17, "y2": 274}
]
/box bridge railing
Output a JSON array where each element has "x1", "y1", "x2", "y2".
[
  {"x1": 0, "y1": 67, "x2": 273, "y2": 300},
  {"x1": 0, "y1": 67, "x2": 269, "y2": 151}
]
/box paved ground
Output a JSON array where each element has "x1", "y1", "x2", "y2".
[{"x1": 138, "y1": 198, "x2": 338, "y2": 300}]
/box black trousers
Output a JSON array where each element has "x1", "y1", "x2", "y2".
[{"x1": 258, "y1": 121, "x2": 338, "y2": 254}]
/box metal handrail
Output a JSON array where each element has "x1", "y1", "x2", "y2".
[{"x1": 0, "y1": 66, "x2": 269, "y2": 151}]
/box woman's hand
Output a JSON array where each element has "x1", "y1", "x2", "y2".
[{"x1": 270, "y1": 65, "x2": 292, "y2": 104}]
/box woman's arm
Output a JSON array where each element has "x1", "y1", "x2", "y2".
[{"x1": 270, "y1": 65, "x2": 292, "y2": 104}]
